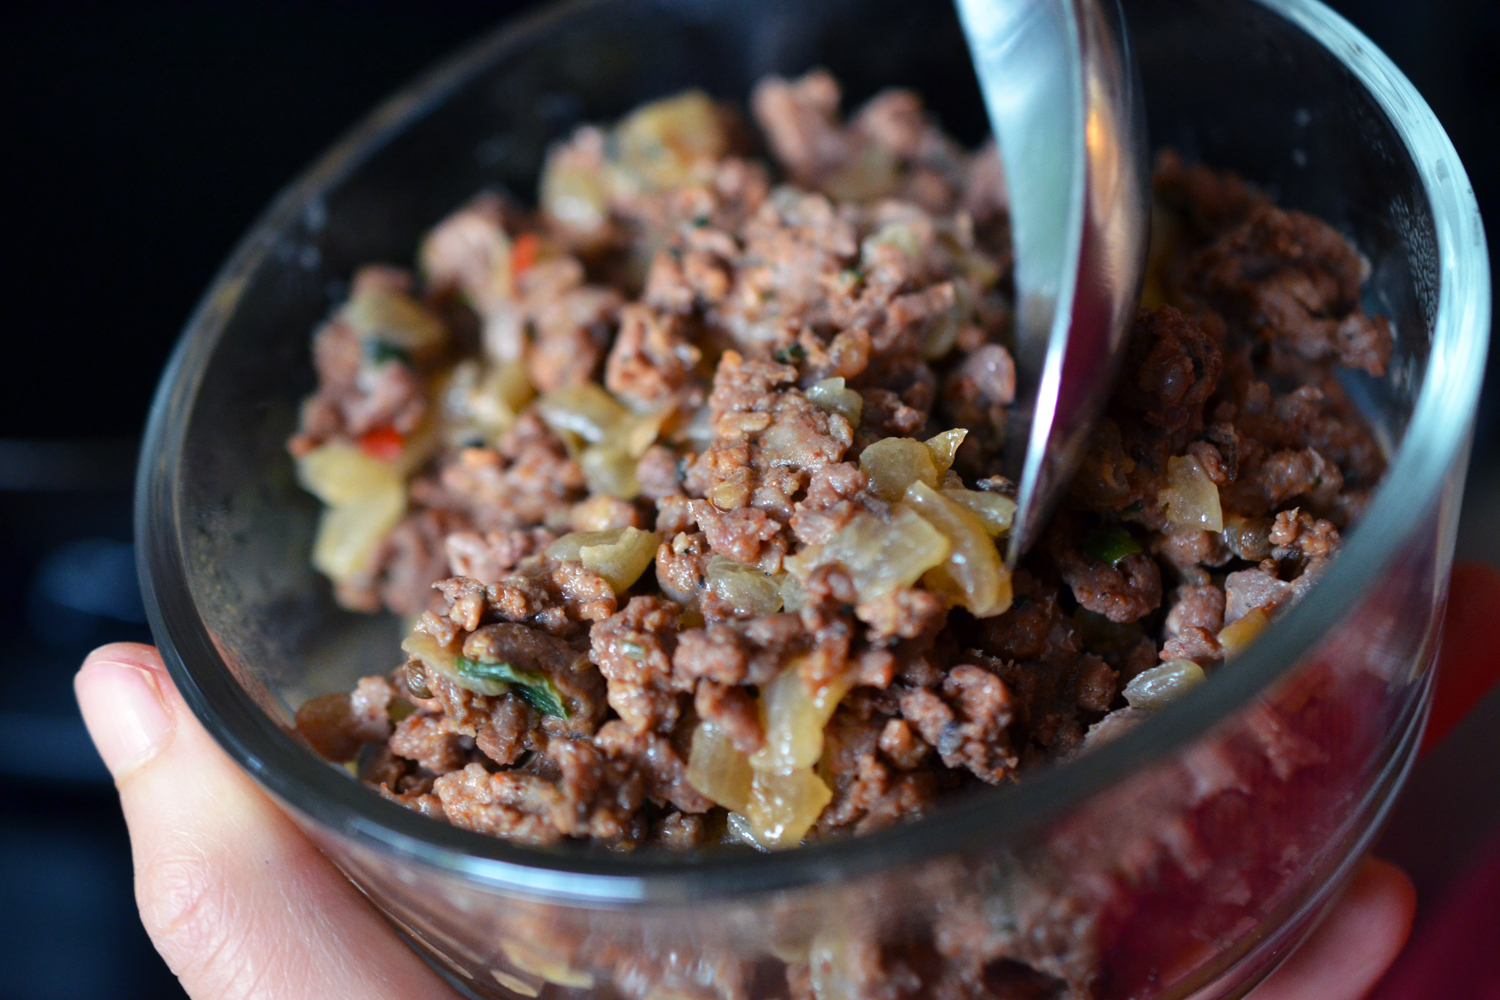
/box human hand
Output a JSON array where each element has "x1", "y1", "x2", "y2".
[
  {"x1": 76, "y1": 562, "x2": 1500, "y2": 1000},
  {"x1": 75, "y1": 641, "x2": 462, "y2": 1000}
]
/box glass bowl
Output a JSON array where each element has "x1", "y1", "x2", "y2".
[{"x1": 135, "y1": 0, "x2": 1489, "y2": 997}]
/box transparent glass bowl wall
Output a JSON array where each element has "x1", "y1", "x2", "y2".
[{"x1": 136, "y1": 0, "x2": 1488, "y2": 998}]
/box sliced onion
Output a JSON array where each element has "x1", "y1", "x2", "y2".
[
  {"x1": 442, "y1": 359, "x2": 535, "y2": 445},
  {"x1": 923, "y1": 428, "x2": 968, "y2": 474},
  {"x1": 706, "y1": 556, "x2": 784, "y2": 617},
  {"x1": 805, "y1": 377, "x2": 864, "y2": 427},
  {"x1": 614, "y1": 90, "x2": 727, "y2": 191},
  {"x1": 341, "y1": 284, "x2": 446, "y2": 358},
  {"x1": 903, "y1": 481, "x2": 1011, "y2": 618},
  {"x1": 1161, "y1": 455, "x2": 1224, "y2": 532},
  {"x1": 1123, "y1": 659, "x2": 1206, "y2": 710},
  {"x1": 579, "y1": 442, "x2": 640, "y2": 500},
  {"x1": 539, "y1": 136, "x2": 610, "y2": 236},
  {"x1": 1218, "y1": 605, "x2": 1270, "y2": 658},
  {"x1": 686, "y1": 722, "x2": 753, "y2": 811},
  {"x1": 401, "y1": 631, "x2": 506, "y2": 697},
  {"x1": 778, "y1": 573, "x2": 807, "y2": 613},
  {"x1": 297, "y1": 440, "x2": 404, "y2": 506},
  {"x1": 818, "y1": 508, "x2": 949, "y2": 603},
  {"x1": 750, "y1": 658, "x2": 855, "y2": 774},
  {"x1": 536, "y1": 383, "x2": 628, "y2": 444},
  {"x1": 859, "y1": 437, "x2": 939, "y2": 502},
  {"x1": 312, "y1": 484, "x2": 405, "y2": 584},
  {"x1": 740, "y1": 767, "x2": 832, "y2": 849},
  {"x1": 547, "y1": 527, "x2": 661, "y2": 593},
  {"x1": 942, "y1": 487, "x2": 1016, "y2": 537}
]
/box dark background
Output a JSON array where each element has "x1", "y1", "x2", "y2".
[{"x1": 0, "y1": 2, "x2": 1495, "y2": 998}]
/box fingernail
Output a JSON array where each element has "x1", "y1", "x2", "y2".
[{"x1": 77, "y1": 660, "x2": 174, "y2": 778}]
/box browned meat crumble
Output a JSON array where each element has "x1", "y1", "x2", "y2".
[{"x1": 286, "y1": 71, "x2": 1390, "y2": 998}]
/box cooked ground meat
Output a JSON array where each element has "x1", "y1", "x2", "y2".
[{"x1": 288, "y1": 72, "x2": 1391, "y2": 1000}]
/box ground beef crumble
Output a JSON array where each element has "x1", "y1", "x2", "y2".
[{"x1": 287, "y1": 73, "x2": 1392, "y2": 1000}]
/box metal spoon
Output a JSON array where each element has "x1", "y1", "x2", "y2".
[{"x1": 954, "y1": 0, "x2": 1151, "y2": 563}]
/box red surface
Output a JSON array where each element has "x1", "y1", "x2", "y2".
[
  {"x1": 1369, "y1": 561, "x2": 1500, "y2": 999},
  {"x1": 1369, "y1": 828, "x2": 1500, "y2": 1000},
  {"x1": 1421, "y1": 562, "x2": 1500, "y2": 754}
]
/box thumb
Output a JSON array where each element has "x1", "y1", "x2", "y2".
[{"x1": 75, "y1": 642, "x2": 460, "y2": 1000}]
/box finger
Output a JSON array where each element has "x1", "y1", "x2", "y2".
[
  {"x1": 1248, "y1": 857, "x2": 1415, "y2": 1000},
  {"x1": 1423, "y1": 560, "x2": 1500, "y2": 754},
  {"x1": 76, "y1": 642, "x2": 461, "y2": 1000}
]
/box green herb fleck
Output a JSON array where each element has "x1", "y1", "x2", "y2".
[
  {"x1": 455, "y1": 656, "x2": 569, "y2": 718},
  {"x1": 365, "y1": 339, "x2": 412, "y2": 367},
  {"x1": 692, "y1": 213, "x2": 711, "y2": 228},
  {"x1": 773, "y1": 343, "x2": 807, "y2": 365},
  {"x1": 838, "y1": 267, "x2": 864, "y2": 285},
  {"x1": 387, "y1": 699, "x2": 418, "y2": 724},
  {"x1": 1084, "y1": 524, "x2": 1143, "y2": 566}
]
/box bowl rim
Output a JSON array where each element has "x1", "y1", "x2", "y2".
[{"x1": 137, "y1": 0, "x2": 1490, "y2": 903}]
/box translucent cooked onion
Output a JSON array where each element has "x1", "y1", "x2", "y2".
[
  {"x1": 579, "y1": 442, "x2": 640, "y2": 499},
  {"x1": 903, "y1": 481, "x2": 1012, "y2": 618},
  {"x1": 620, "y1": 406, "x2": 670, "y2": 454},
  {"x1": 536, "y1": 383, "x2": 629, "y2": 444},
  {"x1": 859, "y1": 437, "x2": 940, "y2": 502},
  {"x1": 539, "y1": 147, "x2": 610, "y2": 235},
  {"x1": 817, "y1": 508, "x2": 950, "y2": 603},
  {"x1": 942, "y1": 487, "x2": 1016, "y2": 537},
  {"x1": 547, "y1": 527, "x2": 661, "y2": 592},
  {"x1": 311, "y1": 484, "x2": 405, "y2": 584},
  {"x1": 706, "y1": 556, "x2": 784, "y2": 617},
  {"x1": 805, "y1": 377, "x2": 864, "y2": 427},
  {"x1": 401, "y1": 631, "x2": 506, "y2": 697},
  {"x1": 539, "y1": 384, "x2": 665, "y2": 499},
  {"x1": 1161, "y1": 454, "x2": 1224, "y2": 532},
  {"x1": 750, "y1": 658, "x2": 855, "y2": 774},
  {"x1": 614, "y1": 90, "x2": 727, "y2": 191},
  {"x1": 923, "y1": 428, "x2": 967, "y2": 473},
  {"x1": 739, "y1": 767, "x2": 833, "y2": 849},
  {"x1": 921, "y1": 292, "x2": 964, "y2": 360},
  {"x1": 569, "y1": 494, "x2": 634, "y2": 533},
  {"x1": 1123, "y1": 659, "x2": 1207, "y2": 710},
  {"x1": 686, "y1": 722, "x2": 753, "y2": 811},
  {"x1": 1218, "y1": 605, "x2": 1270, "y2": 658},
  {"x1": 296, "y1": 440, "x2": 405, "y2": 506},
  {"x1": 341, "y1": 283, "x2": 447, "y2": 359},
  {"x1": 442, "y1": 359, "x2": 535, "y2": 445},
  {"x1": 778, "y1": 572, "x2": 807, "y2": 613}
]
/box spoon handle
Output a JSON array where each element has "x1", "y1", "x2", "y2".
[{"x1": 955, "y1": 0, "x2": 1150, "y2": 563}]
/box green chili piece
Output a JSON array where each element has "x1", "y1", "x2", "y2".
[
  {"x1": 455, "y1": 656, "x2": 570, "y2": 719},
  {"x1": 365, "y1": 339, "x2": 412, "y2": 367},
  {"x1": 1084, "y1": 524, "x2": 1142, "y2": 566}
]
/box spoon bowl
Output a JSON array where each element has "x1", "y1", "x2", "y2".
[{"x1": 955, "y1": 0, "x2": 1151, "y2": 561}]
